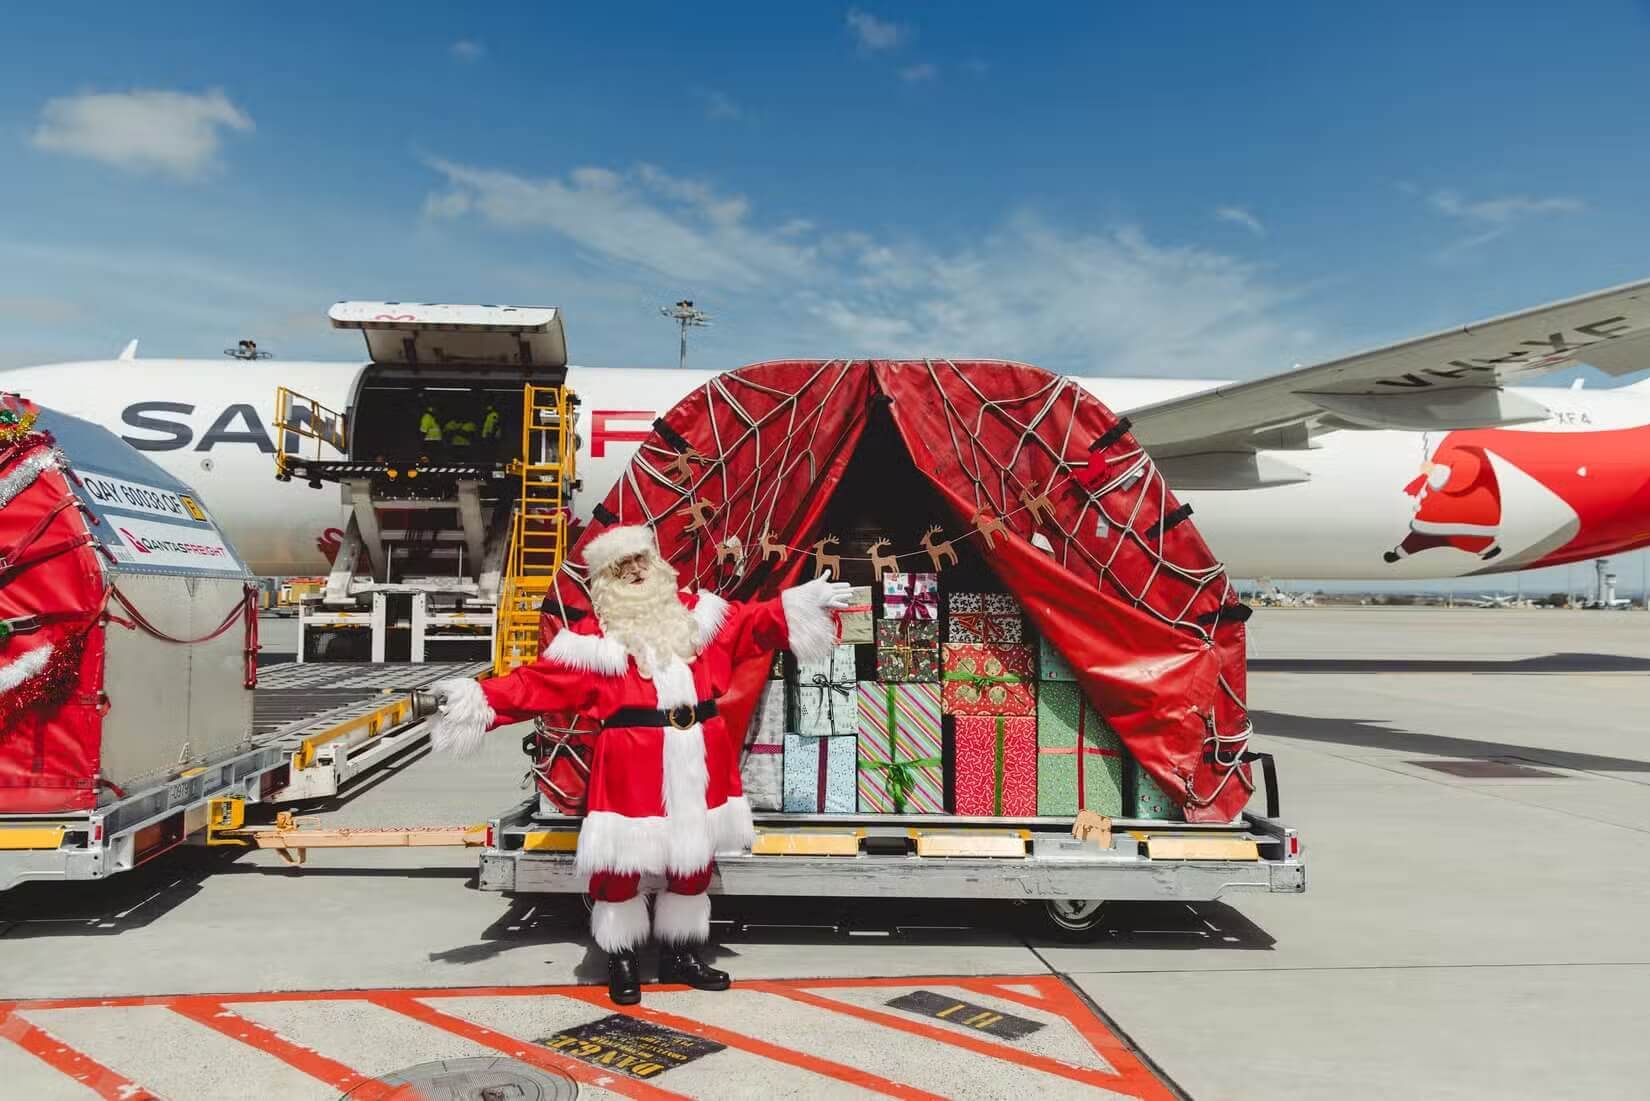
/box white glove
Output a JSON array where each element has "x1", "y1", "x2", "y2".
[{"x1": 795, "y1": 570, "x2": 855, "y2": 610}]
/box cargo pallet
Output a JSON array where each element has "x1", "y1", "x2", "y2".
[
  {"x1": 480, "y1": 799, "x2": 1304, "y2": 936},
  {"x1": 0, "y1": 661, "x2": 487, "y2": 892}
]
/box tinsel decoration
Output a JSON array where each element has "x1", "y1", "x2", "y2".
[
  {"x1": 0, "y1": 447, "x2": 61, "y2": 509},
  {"x1": 0, "y1": 634, "x2": 85, "y2": 735}
]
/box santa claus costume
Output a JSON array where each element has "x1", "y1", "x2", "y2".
[{"x1": 424, "y1": 524, "x2": 848, "y2": 1004}]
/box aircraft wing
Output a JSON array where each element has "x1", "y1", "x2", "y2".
[{"x1": 1128, "y1": 277, "x2": 1650, "y2": 488}]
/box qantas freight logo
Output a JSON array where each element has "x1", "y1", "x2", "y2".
[{"x1": 117, "y1": 526, "x2": 227, "y2": 559}]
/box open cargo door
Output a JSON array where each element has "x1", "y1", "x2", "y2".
[{"x1": 328, "y1": 302, "x2": 568, "y2": 369}]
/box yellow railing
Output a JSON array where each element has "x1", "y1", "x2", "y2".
[
  {"x1": 494, "y1": 384, "x2": 576, "y2": 675},
  {"x1": 274, "y1": 387, "x2": 348, "y2": 479}
]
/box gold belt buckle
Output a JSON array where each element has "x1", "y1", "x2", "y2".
[{"x1": 667, "y1": 704, "x2": 696, "y2": 730}]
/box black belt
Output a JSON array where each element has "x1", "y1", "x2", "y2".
[{"x1": 603, "y1": 699, "x2": 719, "y2": 731}]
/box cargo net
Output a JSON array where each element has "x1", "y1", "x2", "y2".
[{"x1": 544, "y1": 359, "x2": 1252, "y2": 814}]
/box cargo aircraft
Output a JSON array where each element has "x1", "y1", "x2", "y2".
[{"x1": 5, "y1": 278, "x2": 1649, "y2": 581}]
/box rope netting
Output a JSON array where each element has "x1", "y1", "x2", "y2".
[{"x1": 542, "y1": 359, "x2": 1253, "y2": 817}]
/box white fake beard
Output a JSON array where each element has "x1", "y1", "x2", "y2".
[{"x1": 591, "y1": 557, "x2": 700, "y2": 677}]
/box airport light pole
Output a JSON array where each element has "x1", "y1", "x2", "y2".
[{"x1": 659, "y1": 300, "x2": 712, "y2": 370}]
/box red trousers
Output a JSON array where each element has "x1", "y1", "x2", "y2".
[{"x1": 587, "y1": 865, "x2": 713, "y2": 902}]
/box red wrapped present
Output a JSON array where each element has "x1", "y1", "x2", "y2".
[
  {"x1": 953, "y1": 715, "x2": 1038, "y2": 816},
  {"x1": 941, "y1": 643, "x2": 1036, "y2": 717}
]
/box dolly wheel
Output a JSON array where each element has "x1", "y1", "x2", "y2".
[{"x1": 1039, "y1": 898, "x2": 1107, "y2": 940}]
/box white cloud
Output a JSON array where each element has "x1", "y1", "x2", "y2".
[
  {"x1": 422, "y1": 156, "x2": 1305, "y2": 376},
  {"x1": 1429, "y1": 189, "x2": 1583, "y2": 224},
  {"x1": 900, "y1": 63, "x2": 938, "y2": 83},
  {"x1": 1423, "y1": 189, "x2": 1583, "y2": 258},
  {"x1": 1215, "y1": 206, "x2": 1265, "y2": 236},
  {"x1": 847, "y1": 8, "x2": 905, "y2": 52},
  {"x1": 701, "y1": 89, "x2": 742, "y2": 120},
  {"x1": 31, "y1": 89, "x2": 253, "y2": 178},
  {"x1": 450, "y1": 40, "x2": 485, "y2": 62},
  {"x1": 425, "y1": 159, "x2": 815, "y2": 289}
]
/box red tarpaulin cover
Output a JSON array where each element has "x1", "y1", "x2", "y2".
[
  {"x1": 539, "y1": 360, "x2": 1253, "y2": 822},
  {"x1": 0, "y1": 397, "x2": 108, "y2": 812}
]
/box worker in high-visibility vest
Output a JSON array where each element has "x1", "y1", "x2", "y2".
[
  {"x1": 479, "y1": 394, "x2": 503, "y2": 461},
  {"x1": 417, "y1": 392, "x2": 444, "y2": 457},
  {"x1": 445, "y1": 411, "x2": 477, "y2": 457}
]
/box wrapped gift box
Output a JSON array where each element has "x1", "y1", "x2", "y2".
[
  {"x1": 881, "y1": 572, "x2": 938, "y2": 622},
  {"x1": 1035, "y1": 682, "x2": 1123, "y2": 816},
  {"x1": 831, "y1": 585, "x2": 875, "y2": 644},
  {"x1": 782, "y1": 733, "x2": 858, "y2": 813},
  {"x1": 946, "y1": 592, "x2": 1025, "y2": 644},
  {"x1": 741, "y1": 679, "x2": 788, "y2": 811},
  {"x1": 794, "y1": 646, "x2": 860, "y2": 738},
  {"x1": 875, "y1": 620, "x2": 939, "y2": 683},
  {"x1": 1129, "y1": 759, "x2": 1182, "y2": 820},
  {"x1": 952, "y1": 715, "x2": 1038, "y2": 816},
  {"x1": 856, "y1": 682, "x2": 944, "y2": 814},
  {"x1": 1038, "y1": 636, "x2": 1079, "y2": 681},
  {"x1": 941, "y1": 643, "x2": 1036, "y2": 716}
]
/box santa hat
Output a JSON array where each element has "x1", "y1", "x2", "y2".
[{"x1": 581, "y1": 524, "x2": 660, "y2": 575}]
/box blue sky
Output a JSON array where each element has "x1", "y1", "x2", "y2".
[
  {"x1": 2, "y1": 3, "x2": 1648, "y2": 590},
  {"x1": 3, "y1": 2, "x2": 1649, "y2": 380}
]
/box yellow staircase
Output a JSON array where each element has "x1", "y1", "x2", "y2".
[{"x1": 494, "y1": 384, "x2": 577, "y2": 675}]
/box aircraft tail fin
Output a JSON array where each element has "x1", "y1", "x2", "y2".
[{"x1": 118, "y1": 340, "x2": 138, "y2": 361}]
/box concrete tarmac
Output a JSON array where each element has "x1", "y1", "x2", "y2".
[{"x1": 3, "y1": 608, "x2": 1649, "y2": 1098}]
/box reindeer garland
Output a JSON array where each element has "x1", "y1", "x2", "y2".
[
  {"x1": 919, "y1": 525, "x2": 958, "y2": 572},
  {"x1": 811, "y1": 535, "x2": 842, "y2": 579}
]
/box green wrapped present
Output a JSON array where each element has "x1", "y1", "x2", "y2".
[
  {"x1": 1036, "y1": 682, "x2": 1123, "y2": 816},
  {"x1": 1129, "y1": 758, "x2": 1182, "y2": 820},
  {"x1": 875, "y1": 619, "x2": 939, "y2": 683},
  {"x1": 1038, "y1": 636, "x2": 1079, "y2": 681}
]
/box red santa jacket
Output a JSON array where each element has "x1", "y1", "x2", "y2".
[{"x1": 480, "y1": 590, "x2": 816, "y2": 878}]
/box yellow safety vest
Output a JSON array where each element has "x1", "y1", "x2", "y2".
[
  {"x1": 420, "y1": 410, "x2": 443, "y2": 442},
  {"x1": 481, "y1": 409, "x2": 500, "y2": 439},
  {"x1": 445, "y1": 418, "x2": 476, "y2": 446}
]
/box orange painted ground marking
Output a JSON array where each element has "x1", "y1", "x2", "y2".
[
  {"x1": 366, "y1": 991, "x2": 691, "y2": 1101},
  {"x1": 748, "y1": 980, "x2": 1170, "y2": 1099},
  {"x1": 561, "y1": 984, "x2": 947, "y2": 1101},
  {"x1": 0, "y1": 1007, "x2": 159, "y2": 1101},
  {"x1": 0, "y1": 975, "x2": 1178, "y2": 1100},
  {"x1": 955, "y1": 977, "x2": 1176, "y2": 1099},
  {"x1": 169, "y1": 999, "x2": 388, "y2": 1099}
]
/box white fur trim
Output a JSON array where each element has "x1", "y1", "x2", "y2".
[
  {"x1": 426, "y1": 677, "x2": 495, "y2": 756},
  {"x1": 0, "y1": 641, "x2": 53, "y2": 696},
  {"x1": 652, "y1": 659, "x2": 697, "y2": 709},
  {"x1": 653, "y1": 889, "x2": 712, "y2": 945},
  {"x1": 781, "y1": 582, "x2": 837, "y2": 663},
  {"x1": 0, "y1": 448, "x2": 59, "y2": 509},
  {"x1": 582, "y1": 525, "x2": 658, "y2": 575},
  {"x1": 576, "y1": 796, "x2": 756, "y2": 877},
  {"x1": 692, "y1": 591, "x2": 730, "y2": 647},
  {"x1": 546, "y1": 629, "x2": 629, "y2": 676},
  {"x1": 590, "y1": 895, "x2": 651, "y2": 953}
]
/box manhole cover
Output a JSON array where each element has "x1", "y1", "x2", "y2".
[
  {"x1": 1412, "y1": 759, "x2": 1562, "y2": 779},
  {"x1": 342, "y1": 1056, "x2": 577, "y2": 1100}
]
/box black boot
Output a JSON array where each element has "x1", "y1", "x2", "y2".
[
  {"x1": 607, "y1": 950, "x2": 641, "y2": 1005},
  {"x1": 658, "y1": 946, "x2": 730, "y2": 991}
]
